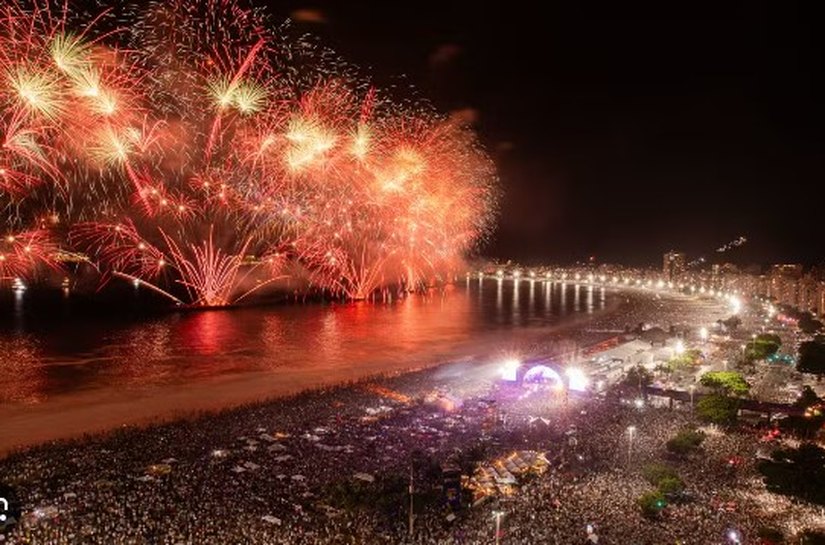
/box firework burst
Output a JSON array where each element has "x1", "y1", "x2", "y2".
[
  {"x1": 72, "y1": 211, "x2": 284, "y2": 306},
  {"x1": 0, "y1": 228, "x2": 58, "y2": 282},
  {"x1": 241, "y1": 83, "x2": 496, "y2": 299},
  {"x1": 2, "y1": 0, "x2": 497, "y2": 302}
]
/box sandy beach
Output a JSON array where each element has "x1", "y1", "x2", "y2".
[{"x1": 0, "y1": 292, "x2": 625, "y2": 455}]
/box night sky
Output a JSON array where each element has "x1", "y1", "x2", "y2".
[{"x1": 274, "y1": 1, "x2": 824, "y2": 266}]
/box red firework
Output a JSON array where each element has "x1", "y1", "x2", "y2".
[
  {"x1": 72, "y1": 215, "x2": 284, "y2": 306},
  {"x1": 2, "y1": 0, "x2": 497, "y2": 302},
  {"x1": 240, "y1": 83, "x2": 496, "y2": 299},
  {"x1": 0, "y1": 228, "x2": 58, "y2": 282}
]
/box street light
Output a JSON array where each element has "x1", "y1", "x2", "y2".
[
  {"x1": 699, "y1": 327, "x2": 708, "y2": 342},
  {"x1": 408, "y1": 464, "x2": 415, "y2": 536},
  {"x1": 727, "y1": 529, "x2": 741, "y2": 544},
  {"x1": 492, "y1": 510, "x2": 505, "y2": 545},
  {"x1": 626, "y1": 426, "x2": 637, "y2": 466}
]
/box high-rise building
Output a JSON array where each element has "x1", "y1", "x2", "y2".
[
  {"x1": 797, "y1": 274, "x2": 825, "y2": 316},
  {"x1": 769, "y1": 264, "x2": 804, "y2": 307},
  {"x1": 771, "y1": 264, "x2": 803, "y2": 278},
  {"x1": 663, "y1": 251, "x2": 687, "y2": 281},
  {"x1": 818, "y1": 284, "x2": 825, "y2": 318}
]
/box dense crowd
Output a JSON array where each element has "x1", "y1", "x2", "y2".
[
  {"x1": 2, "y1": 292, "x2": 822, "y2": 544},
  {"x1": 2, "y1": 356, "x2": 823, "y2": 545}
]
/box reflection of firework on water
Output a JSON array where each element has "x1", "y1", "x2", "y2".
[
  {"x1": 0, "y1": 337, "x2": 47, "y2": 403},
  {"x1": 2, "y1": 0, "x2": 497, "y2": 301}
]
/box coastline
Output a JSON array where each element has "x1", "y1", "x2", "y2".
[
  {"x1": 1, "y1": 289, "x2": 764, "y2": 545},
  {"x1": 0, "y1": 291, "x2": 628, "y2": 456}
]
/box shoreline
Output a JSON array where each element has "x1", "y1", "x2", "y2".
[
  {"x1": 0, "y1": 290, "x2": 630, "y2": 457},
  {"x1": 1, "y1": 290, "x2": 767, "y2": 545}
]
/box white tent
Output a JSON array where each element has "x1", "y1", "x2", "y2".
[{"x1": 353, "y1": 472, "x2": 375, "y2": 483}]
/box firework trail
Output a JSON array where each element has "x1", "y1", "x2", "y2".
[
  {"x1": 1, "y1": 0, "x2": 498, "y2": 302},
  {"x1": 0, "y1": 228, "x2": 58, "y2": 282},
  {"x1": 687, "y1": 236, "x2": 748, "y2": 268},
  {"x1": 716, "y1": 236, "x2": 747, "y2": 253},
  {"x1": 72, "y1": 212, "x2": 285, "y2": 306}
]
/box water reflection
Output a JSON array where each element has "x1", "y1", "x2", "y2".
[
  {"x1": 573, "y1": 284, "x2": 581, "y2": 313},
  {"x1": 587, "y1": 285, "x2": 594, "y2": 313},
  {"x1": 528, "y1": 280, "x2": 535, "y2": 317},
  {"x1": 102, "y1": 322, "x2": 174, "y2": 386},
  {"x1": 318, "y1": 311, "x2": 343, "y2": 360},
  {"x1": 496, "y1": 278, "x2": 503, "y2": 318},
  {"x1": 512, "y1": 279, "x2": 520, "y2": 324},
  {"x1": 544, "y1": 281, "x2": 552, "y2": 315},
  {"x1": 0, "y1": 336, "x2": 45, "y2": 403},
  {"x1": 0, "y1": 281, "x2": 615, "y2": 406},
  {"x1": 13, "y1": 290, "x2": 24, "y2": 333},
  {"x1": 179, "y1": 311, "x2": 239, "y2": 356},
  {"x1": 560, "y1": 282, "x2": 567, "y2": 314}
]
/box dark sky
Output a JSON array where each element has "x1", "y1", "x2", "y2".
[{"x1": 274, "y1": 1, "x2": 825, "y2": 266}]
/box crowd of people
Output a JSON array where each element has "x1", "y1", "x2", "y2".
[
  {"x1": 1, "y1": 292, "x2": 822, "y2": 544},
  {"x1": 2, "y1": 353, "x2": 823, "y2": 545}
]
